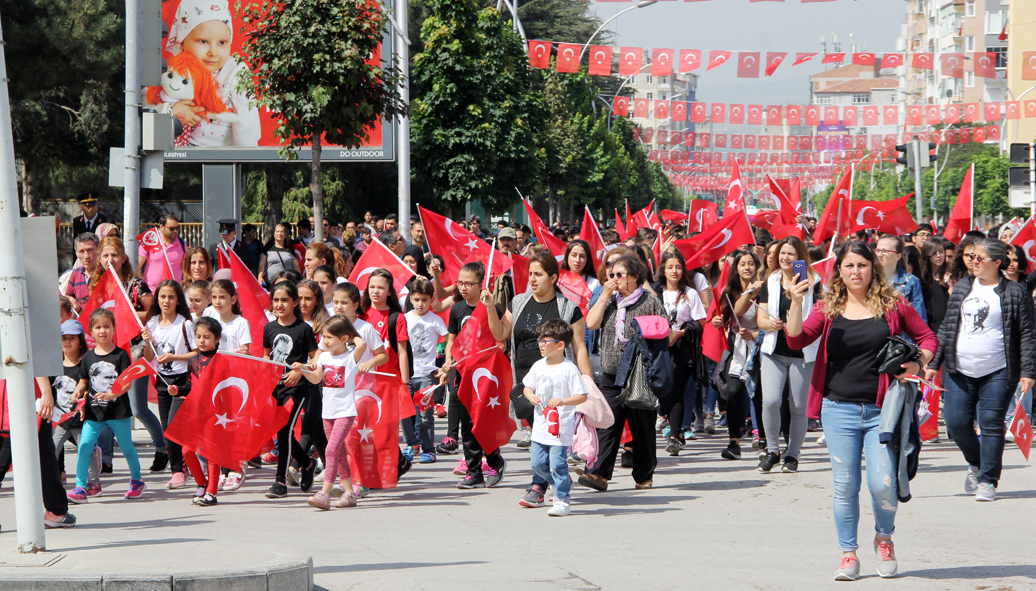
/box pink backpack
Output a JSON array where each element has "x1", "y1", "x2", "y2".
[{"x1": 570, "y1": 414, "x2": 599, "y2": 470}]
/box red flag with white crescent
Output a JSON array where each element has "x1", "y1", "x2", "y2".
[
  {"x1": 136, "y1": 228, "x2": 164, "y2": 254},
  {"x1": 1010, "y1": 217, "x2": 1036, "y2": 274},
  {"x1": 557, "y1": 270, "x2": 591, "y2": 318},
  {"x1": 78, "y1": 265, "x2": 143, "y2": 349},
  {"x1": 944, "y1": 164, "x2": 974, "y2": 244},
  {"x1": 455, "y1": 347, "x2": 515, "y2": 455},
  {"x1": 111, "y1": 358, "x2": 157, "y2": 400},
  {"x1": 1009, "y1": 401, "x2": 1033, "y2": 461},
  {"x1": 348, "y1": 236, "x2": 415, "y2": 294},
  {"x1": 522, "y1": 199, "x2": 568, "y2": 259},
  {"x1": 419, "y1": 205, "x2": 512, "y2": 286},
  {"x1": 348, "y1": 371, "x2": 406, "y2": 488}
]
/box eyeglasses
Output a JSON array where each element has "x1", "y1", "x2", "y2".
[
  {"x1": 609, "y1": 272, "x2": 629, "y2": 279},
  {"x1": 537, "y1": 339, "x2": 560, "y2": 345},
  {"x1": 455, "y1": 281, "x2": 480, "y2": 288},
  {"x1": 966, "y1": 253, "x2": 990, "y2": 264},
  {"x1": 874, "y1": 249, "x2": 898, "y2": 255}
]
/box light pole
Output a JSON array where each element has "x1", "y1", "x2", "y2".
[
  {"x1": 579, "y1": 1, "x2": 657, "y2": 62},
  {"x1": 391, "y1": 0, "x2": 412, "y2": 234}
]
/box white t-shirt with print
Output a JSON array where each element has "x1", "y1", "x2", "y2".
[
  {"x1": 352, "y1": 318, "x2": 384, "y2": 365},
  {"x1": 203, "y1": 308, "x2": 252, "y2": 352},
  {"x1": 318, "y1": 350, "x2": 359, "y2": 419},
  {"x1": 662, "y1": 286, "x2": 707, "y2": 327},
  {"x1": 405, "y1": 311, "x2": 447, "y2": 378},
  {"x1": 522, "y1": 358, "x2": 588, "y2": 447},
  {"x1": 955, "y1": 280, "x2": 1006, "y2": 378},
  {"x1": 145, "y1": 316, "x2": 196, "y2": 375}
]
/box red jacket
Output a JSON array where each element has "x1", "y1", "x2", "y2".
[{"x1": 786, "y1": 298, "x2": 938, "y2": 419}]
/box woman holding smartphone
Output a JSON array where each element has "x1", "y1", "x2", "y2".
[{"x1": 755, "y1": 237, "x2": 822, "y2": 474}]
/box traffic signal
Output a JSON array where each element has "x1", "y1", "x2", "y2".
[
  {"x1": 895, "y1": 143, "x2": 910, "y2": 166},
  {"x1": 921, "y1": 142, "x2": 938, "y2": 168},
  {"x1": 142, "y1": 0, "x2": 168, "y2": 87},
  {"x1": 1008, "y1": 142, "x2": 1033, "y2": 208}
]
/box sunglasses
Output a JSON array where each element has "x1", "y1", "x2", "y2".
[
  {"x1": 966, "y1": 253, "x2": 990, "y2": 264},
  {"x1": 608, "y1": 272, "x2": 629, "y2": 279}
]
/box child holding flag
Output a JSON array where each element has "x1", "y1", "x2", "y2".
[{"x1": 405, "y1": 278, "x2": 448, "y2": 464}]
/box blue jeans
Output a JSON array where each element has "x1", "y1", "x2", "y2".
[
  {"x1": 131, "y1": 377, "x2": 167, "y2": 453},
  {"x1": 409, "y1": 375, "x2": 436, "y2": 453},
  {"x1": 822, "y1": 399, "x2": 898, "y2": 552},
  {"x1": 531, "y1": 442, "x2": 571, "y2": 503},
  {"x1": 944, "y1": 367, "x2": 1015, "y2": 486}
]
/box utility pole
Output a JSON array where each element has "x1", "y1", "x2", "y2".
[
  {"x1": 913, "y1": 140, "x2": 923, "y2": 223},
  {"x1": 396, "y1": 0, "x2": 411, "y2": 234},
  {"x1": 0, "y1": 15, "x2": 47, "y2": 552},
  {"x1": 124, "y1": 0, "x2": 143, "y2": 269}
]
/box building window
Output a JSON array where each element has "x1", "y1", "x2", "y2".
[
  {"x1": 645, "y1": 75, "x2": 653, "y2": 84},
  {"x1": 965, "y1": 71, "x2": 974, "y2": 87},
  {"x1": 852, "y1": 94, "x2": 869, "y2": 104},
  {"x1": 965, "y1": 36, "x2": 975, "y2": 52},
  {"x1": 661, "y1": 76, "x2": 668, "y2": 85},
  {"x1": 993, "y1": 47, "x2": 1007, "y2": 69},
  {"x1": 966, "y1": 0, "x2": 975, "y2": 17},
  {"x1": 816, "y1": 95, "x2": 833, "y2": 105},
  {"x1": 986, "y1": 10, "x2": 1006, "y2": 35}
]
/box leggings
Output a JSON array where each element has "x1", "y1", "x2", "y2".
[
  {"x1": 446, "y1": 369, "x2": 463, "y2": 441},
  {"x1": 52, "y1": 423, "x2": 101, "y2": 486},
  {"x1": 724, "y1": 378, "x2": 749, "y2": 441},
  {"x1": 157, "y1": 373, "x2": 189, "y2": 473},
  {"x1": 182, "y1": 451, "x2": 220, "y2": 495},
  {"x1": 322, "y1": 417, "x2": 355, "y2": 483},
  {"x1": 77, "y1": 418, "x2": 140, "y2": 489},
  {"x1": 275, "y1": 392, "x2": 311, "y2": 484},
  {"x1": 299, "y1": 383, "x2": 327, "y2": 464},
  {"x1": 760, "y1": 353, "x2": 814, "y2": 458},
  {"x1": 663, "y1": 365, "x2": 694, "y2": 439},
  {"x1": 129, "y1": 376, "x2": 166, "y2": 452}
]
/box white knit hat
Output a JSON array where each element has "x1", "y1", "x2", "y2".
[{"x1": 166, "y1": 0, "x2": 233, "y2": 55}]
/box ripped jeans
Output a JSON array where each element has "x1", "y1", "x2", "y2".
[{"x1": 822, "y1": 398, "x2": 898, "y2": 552}]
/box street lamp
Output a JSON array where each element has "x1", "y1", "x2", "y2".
[{"x1": 579, "y1": 1, "x2": 658, "y2": 62}]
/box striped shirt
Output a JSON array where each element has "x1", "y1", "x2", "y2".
[{"x1": 63, "y1": 267, "x2": 91, "y2": 305}]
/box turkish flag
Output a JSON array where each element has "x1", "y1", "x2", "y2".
[
  {"x1": 729, "y1": 104, "x2": 744, "y2": 125},
  {"x1": 625, "y1": 201, "x2": 637, "y2": 235},
  {"x1": 1008, "y1": 400, "x2": 1033, "y2": 461},
  {"x1": 792, "y1": 52, "x2": 817, "y2": 66},
  {"x1": 883, "y1": 105, "x2": 899, "y2": 126},
  {"x1": 510, "y1": 252, "x2": 529, "y2": 295},
  {"x1": 787, "y1": 105, "x2": 803, "y2": 126},
  {"x1": 1026, "y1": 101, "x2": 1036, "y2": 118},
  {"x1": 679, "y1": 49, "x2": 702, "y2": 72},
  {"x1": 945, "y1": 104, "x2": 961, "y2": 125},
  {"x1": 671, "y1": 101, "x2": 686, "y2": 121},
  {"x1": 136, "y1": 228, "x2": 164, "y2": 254},
  {"x1": 528, "y1": 40, "x2": 551, "y2": 69},
  {"x1": 613, "y1": 96, "x2": 629, "y2": 117},
  {"x1": 984, "y1": 102, "x2": 1001, "y2": 122},
  {"x1": 413, "y1": 383, "x2": 440, "y2": 414},
  {"x1": 746, "y1": 104, "x2": 763, "y2": 125},
  {"x1": 944, "y1": 164, "x2": 974, "y2": 244},
  {"x1": 711, "y1": 102, "x2": 726, "y2": 123},
  {"x1": 78, "y1": 265, "x2": 143, "y2": 349},
  {"x1": 764, "y1": 52, "x2": 787, "y2": 76},
  {"x1": 766, "y1": 174, "x2": 801, "y2": 227},
  {"x1": 164, "y1": 353, "x2": 288, "y2": 469},
  {"x1": 111, "y1": 358, "x2": 157, "y2": 399},
  {"x1": 964, "y1": 102, "x2": 981, "y2": 122},
  {"x1": 973, "y1": 127, "x2": 987, "y2": 143},
  {"x1": 737, "y1": 52, "x2": 760, "y2": 78},
  {"x1": 655, "y1": 100, "x2": 670, "y2": 120},
  {"x1": 822, "y1": 53, "x2": 845, "y2": 64},
  {"x1": 1010, "y1": 217, "x2": 1036, "y2": 273},
  {"x1": 652, "y1": 48, "x2": 674, "y2": 76},
  {"x1": 634, "y1": 98, "x2": 649, "y2": 118},
  {"x1": 348, "y1": 371, "x2": 406, "y2": 488},
  {"x1": 814, "y1": 168, "x2": 854, "y2": 243},
  {"x1": 455, "y1": 347, "x2": 515, "y2": 455},
  {"x1": 751, "y1": 210, "x2": 779, "y2": 231},
  {"x1": 724, "y1": 159, "x2": 746, "y2": 215},
  {"x1": 588, "y1": 45, "x2": 612, "y2": 76},
  {"x1": 715, "y1": 134, "x2": 727, "y2": 148},
  {"x1": 974, "y1": 52, "x2": 996, "y2": 78},
  {"x1": 544, "y1": 406, "x2": 559, "y2": 438},
  {"x1": 852, "y1": 53, "x2": 875, "y2": 66},
  {"x1": 614, "y1": 209, "x2": 628, "y2": 241},
  {"x1": 674, "y1": 210, "x2": 755, "y2": 270},
  {"x1": 1024, "y1": 52, "x2": 1036, "y2": 80},
  {"x1": 619, "y1": 47, "x2": 643, "y2": 76},
  {"x1": 660, "y1": 209, "x2": 687, "y2": 223},
  {"x1": 906, "y1": 105, "x2": 923, "y2": 125},
  {"x1": 706, "y1": 50, "x2": 731, "y2": 71},
  {"x1": 348, "y1": 236, "x2": 415, "y2": 295},
  {"x1": 942, "y1": 53, "x2": 964, "y2": 78},
  {"x1": 824, "y1": 106, "x2": 840, "y2": 125},
  {"x1": 926, "y1": 105, "x2": 942, "y2": 126},
  {"x1": 690, "y1": 102, "x2": 707, "y2": 123},
  {"x1": 701, "y1": 261, "x2": 731, "y2": 363},
  {"x1": 745, "y1": 135, "x2": 757, "y2": 149},
  {"x1": 767, "y1": 105, "x2": 782, "y2": 125},
  {"x1": 773, "y1": 135, "x2": 785, "y2": 150},
  {"x1": 912, "y1": 52, "x2": 934, "y2": 70},
  {"x1": 759, "y1": 135, "x2": 769, "y2": 150},
  {"x1": 579, "y1": 206, "x2": 606, "y2": 269},
  {"x1": 688, "y1": 200, "x2": 719, "y2": 233},
  {"x1": 862, "y1": 106, "x2": 879, "y2": 126},
  {"x1": 452, "y1": 303, "x2": 498, "y2": 365},
  {"x1": 557, "y1": 270, "x2": 591, "y2": 318},
  {"x1": 849, "y1": 194, "x2": 920, "y2": 236},
  {"x1": 217, "y1": 247, "x2": 231, "y2": 270},
  {"x1": 811, "y1": 255, "x2": 836, "y2": 287},
  {"x1": 225, "y1": 245, "x2": 270, "y2": 356},
  {"x1": 419, "y1": 206, "x2": 512, "y2": 287},
  {"x1": 1007, "y1": 101, "x2": 1021, "y2": 120},
  {"x1": 843, "y1": 106, "x2": 858, "y2": 127},
  {"x1": 881, "y1": 53, "x2": 904, "y2": 69},
  {"x1": 805, "y1": 106, "x2": 821, "y2": 126}
]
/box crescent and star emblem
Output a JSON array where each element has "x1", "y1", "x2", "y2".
[{"x1": 212, "y1": 377, "x2": 249, "y2": 428}]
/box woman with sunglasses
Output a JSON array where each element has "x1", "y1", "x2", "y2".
[
  {"x1": 580, "y1": 253, "x2": 665, "y2": 491},
  {"x1": 926, "y1": 237, "x2": 1035, "y2": 502}
]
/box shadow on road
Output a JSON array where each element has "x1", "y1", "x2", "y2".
[
  {"x1": 314, "y1": 561, "x2": 486, "y2": 574},
  {"x1": 903, "y1": 564, "x2": 1036, "y2": 580}
]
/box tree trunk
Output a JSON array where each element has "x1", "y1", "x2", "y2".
[
  {"x1": 311, "y1": 135, "x2": 324, "y2": 243},
  {"x1": 264, "y1": 165, "x2": 285, "y2": 243},
  {"x1": 21, "y1": 159, "x2": 41, "y2": 216}
]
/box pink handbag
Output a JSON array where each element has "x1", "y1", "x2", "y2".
[
  {"x1": 634, "y1": 315, "x2": 670, "y2": 340},
  {"x1": 577, "y1": 375, "x2": 615, "y2": 429}
]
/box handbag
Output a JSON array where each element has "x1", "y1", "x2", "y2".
[
  {"x1": 877, "y1": 335, "x2": 921, "y2": 375},
  {"x1": 617, "y1": 352, "x2": 659, "y2": 410},
  {"x1": 576, "y1": 375, "x2": 615, "y2": 429},
  {"x1": 510, "y1": 384, "x2": 535, "y2": 421},
  {"x1": 588, "y1": 326, "x2": 603, "y2": 384}
]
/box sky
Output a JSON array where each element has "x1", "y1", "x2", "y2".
[{"x1": 586, "y1": 0, "x2": 909, "y2": 105}]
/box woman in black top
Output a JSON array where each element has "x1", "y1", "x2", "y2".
[
  {"x1": 259, "y1": 223, "x2": 300, "y2": 285},
  {"x1": 919, "y1": 237, "x2": 951, "y2": 335}
]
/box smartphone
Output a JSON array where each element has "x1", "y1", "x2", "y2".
[{"x1": 793, "y1": 260, "x2": 808, "y2": 283}]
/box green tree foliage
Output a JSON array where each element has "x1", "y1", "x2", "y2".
[{"x1": 237, "y1": 0, "x2": 406, "y2": 241}]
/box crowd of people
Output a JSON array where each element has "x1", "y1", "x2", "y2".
[{"x1": 4, "y1": 189, "x2": 1031, "y2": 581}]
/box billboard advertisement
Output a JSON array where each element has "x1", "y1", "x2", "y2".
[{"x1": 153, "y1": 0, "x2": 395, "y2": 162}]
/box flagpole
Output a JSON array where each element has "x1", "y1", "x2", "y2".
[
  {"x1": 158, "y1": 228, "x2": 175, "y2": 278},
  {"x1": 485, "y1": 238, "x2": 497, "y2": 291},
  {"x1": 108, "y1": 262, "x2": 170, "y2": 387},
  {"x1": 970, "y1": 163, "x2": 975, "y2": 231}
]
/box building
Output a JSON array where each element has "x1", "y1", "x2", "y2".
[
  {"x1": 811, "y1": 63, "x2": 900, "y2": 138},
  {"x1": 1006, "y1": 0, "x2": 1036, "y2": 144},
  {"x1": 626, "y1": 71, "x2": 698, "y2": 154}
]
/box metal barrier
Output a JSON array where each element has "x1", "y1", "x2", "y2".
[{"x1": 60, "y1": 223, "x2": 216, "y2": 248}]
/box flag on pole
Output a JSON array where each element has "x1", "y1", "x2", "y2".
[{"x1": 944, "y1": 164, "x2": 974, "y2": 244}]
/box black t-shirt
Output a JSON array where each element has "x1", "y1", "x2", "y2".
[
  {"x1": 759, "y1": 280, "x2": 823, "y2": 358},
  {"x1": 824, "y1": 315, "x2": 890, "y2": 404},
  {"x1": 447, "y1": 300, "x2": 505, "y2": 336},
  {"x1": 79, "y1": 347, "x2": 133, "y2": 422},
  {"x1": 52, "y1": 363, "x2": 83, "y2": 429},
  {"x1": 508, "y1": 295, "x2": 584, "y2": 375},
  {"x1": 263, "y1": 317, "x2": 318, "y2": 399}
]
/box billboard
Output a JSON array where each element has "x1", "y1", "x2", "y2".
[{"x1": 153, "y1": 0, "x2": 395, "y2": 162}]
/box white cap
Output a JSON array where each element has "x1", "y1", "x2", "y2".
[{"x1": 166, "y1": 0, "x2": 232, "y2": 55}]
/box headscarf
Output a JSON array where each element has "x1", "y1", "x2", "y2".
[
  {"x1": 166, "y1": 0, "x2": 233, "y2": 55},
  {"x1": 403, "y1": 245, "x2": 428, "y2": 279},
  {"x1": 999, "y1": 223, "x2": 1020, "y2": 242}
]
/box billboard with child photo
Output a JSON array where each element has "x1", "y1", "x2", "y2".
[{"x1": 154, "y1": 0, "x2": 395, "y2": 162}]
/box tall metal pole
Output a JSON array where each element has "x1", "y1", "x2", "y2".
[
  {"x1": 913, "y1": 139, "x2": 923, "y2": 223},
  {"x1": 396, "y1": 0, "x2": 411, "y2": 234},
  {"x1": 0, "y1": 15, "x2": 46, "y2": 552},
  {"x1": 124, "y1": 0, "x2": 143, "y2": 269}
]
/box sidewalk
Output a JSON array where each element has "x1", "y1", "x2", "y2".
[{"x1": 0, "y1": 428, "x2": 1033, "y2": 590}]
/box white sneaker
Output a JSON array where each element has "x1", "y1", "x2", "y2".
[
  {"x1": 517, "y1": 428, "x2": 532, "y2": 449},
  {"x1": 546, "y1": 499, "x2": 571, "y2": 517},
  {"x1": 975, "y1": 482, "x2": 996, "y2": 502},
  {"x1": 330, "y1": 484, "x2": 344, "y2": 499},
  {"x1": 286, "y1": 465, "x2": 300, "y2": 486},
  {"x1": 223, "y1": 471, "x2": 244, "y2": 491},
  {"x1": 1006, "y1": 430, "x2": 1015, "y2": 443},
  {"x1": 217, "y1": 472, "x2": 228, "y2": 491},
  {"x1": 817, "y1": 434, "x2": 826, "y2": 445},
  {"x1": 964, "y1": 465, "x2": 979, "y2": 494}
]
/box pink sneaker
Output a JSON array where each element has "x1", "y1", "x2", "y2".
[
  {"x1": 335, "y1": 491, "x2": 357, "y2": 508},
  {"x1": 124, "y1": 479, "x2": 146, "y2": 499},
  {"x1": 166, "y1": 472, "x2": 188, "y2": 489},
  {"x1": 453, "y1": 458, "x2": 467, "y2": 476},
  {"x1": 85, "y1": 484, "x2": 102, "y2": 498},
  {"x1": 67, "y1": 487, "x2": 89, "y2": 504}
]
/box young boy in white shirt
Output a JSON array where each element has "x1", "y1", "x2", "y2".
[
  {"x1": 404, "y1": 278, "x2": 448, "y2": 463},
  {"x1": 522, "y1": 319, "x2": 588, "y2": 516}
]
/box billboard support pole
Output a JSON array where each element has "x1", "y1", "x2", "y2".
[
  {"x1": 396, "y1": 0, "x2": 411, "y2": 235},
  {"x1": 125, "y1": 0, "x2": 143, "y2": 269}
]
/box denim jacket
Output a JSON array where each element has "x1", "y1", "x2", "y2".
[{"x1": 892, "y1": 268, "x2": 927, "y2": 324}]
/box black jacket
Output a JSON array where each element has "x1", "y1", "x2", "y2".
[
  {"x1": 930, "y1": 275, "x2": 1036, "y2": 384},
  {"x1": 209, "y1": 239, "x2": 257, "y2": 276},
  {"x1": 72, "y1": 212, "x2": 109, "y2": 237}
]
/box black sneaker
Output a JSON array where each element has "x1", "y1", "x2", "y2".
[
  {"x1": 457, "y1": 473, "x2": 485, "y2": 489},
  {"x1": 665, "y1": 437, "x2": 681, "y2": 456},
  {"x1": 436, "y1": 437, "x2": 459, "y2": 455},
  {"x1": 149, "y1": 451, "x2": 169, "y2": 473},
  {"x1": 300, "y1": 460, "x2": 317, "y2": 492},
  {"x1": 265, "y1": 482, "x2": 288, "y2": 498},
  {"x1": 398, "y1": 453, "x2": 413, "y2": 478},
  {"x1": 518, "y1": 485, "x2": 545, "y2": 507},
  {"x1": 782, "y1": 456, "x2": 799, "y2": 473},
  {"x1": 758, "y1": 452, "x2": 780, "y2": 473},
  {"x1": 721, "y1": 441, "x2": 742, "y2": 460},
  {"x1": 196, "y1": 493, "x2": 218, "y2": 506},
  {"x1": 620, "y1": 449, "x2": 633, "y2": 468},
  {"x1": 485, "y1": 459, "x2": 506, "y2": 488},
  {"x1": 101, "y1": 462, "x2": 113, "y2": 474}
]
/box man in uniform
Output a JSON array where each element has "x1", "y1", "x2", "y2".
[
  {"x1": 209, "y1": 218, "x2": 257, "y2": 275},
  {"x1": 71, "y1": 192, "x2": 108, "y2": 237}
]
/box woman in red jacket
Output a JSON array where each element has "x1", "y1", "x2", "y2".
[{"x1": 785, "y1": 241, "x2": 937, "y2": 581}]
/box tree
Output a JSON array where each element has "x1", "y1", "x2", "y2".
[
  {"x1": 410, "y1": 0, "x2": 542, "y2": 215},
  {"x1": 237, "y1": 0, "x2": 406, "y2": 242}
]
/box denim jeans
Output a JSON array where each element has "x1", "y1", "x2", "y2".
[
  {"x1": 944, "y1": 367, "x2": 1015, "y2": 486},
  {"x1": 410, "y1": 375, "x2": 437, "y2": 453},
  {"x1": 131, "y1": 377, "x2": 167, "y2": 453},
  {"x1": 530, "y1": 442, "x2": 571, "y2": 503},
  {"x1": 822, "y1": 398, "x2": 898, "y2": 552}
]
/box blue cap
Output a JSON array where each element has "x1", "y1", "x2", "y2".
[{"x1": 61, "y1": 319, "x2": 84, "y2": 336}]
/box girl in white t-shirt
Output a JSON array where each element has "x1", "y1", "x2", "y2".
[
  {"x1": 296, "y1": 316, "x2": 367, "y2": 510},
  {"x1": 141, "y1": 279, "x2": 198, "y2": 490},
  {"x1": 186, "y1": 280, "x2": 210, "y2": 322}
]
